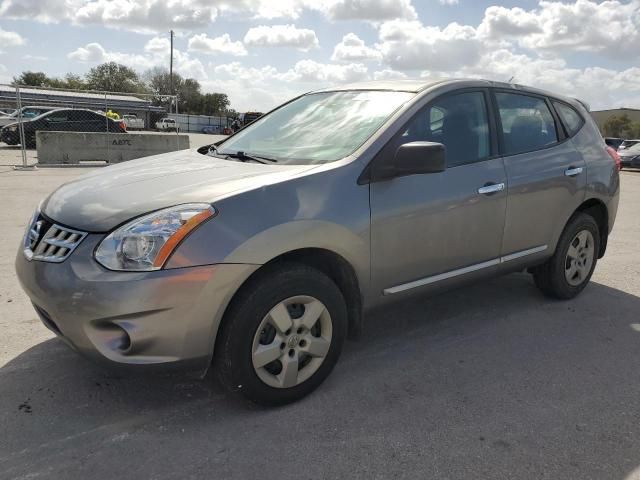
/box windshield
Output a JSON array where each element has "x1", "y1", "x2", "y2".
[{"x1": 216, "y1": 90, "x2": 414, "y2": 164}]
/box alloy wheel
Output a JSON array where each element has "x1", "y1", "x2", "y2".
[
  {"x1": 251, "y1": 295, "x2": 333, "y2": 389},
  {"x1": 564, "y1": 229, "x2": 595, "y2": 287}
]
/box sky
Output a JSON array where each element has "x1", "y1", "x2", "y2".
[{"x1": 0, "y1": 0, "x2": 639, "y2": 112}]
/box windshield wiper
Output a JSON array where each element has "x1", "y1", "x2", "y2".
[{"x1": 224, "y1": 151, "x2": 278, "y2": 164}]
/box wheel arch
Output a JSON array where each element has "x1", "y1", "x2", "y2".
[
  {"x1": 574, "y1": 198, "x2": 608, "y2": 258},
  {"x1": 215, "y1": 247, "x2": 364, "y2": 362}
]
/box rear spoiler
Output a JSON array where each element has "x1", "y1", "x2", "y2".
[{"x1": 574, "y1": 98, "x2": 590, "y2": 112}]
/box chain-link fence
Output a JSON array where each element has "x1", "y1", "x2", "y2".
[{"x1": 0, "y1": 84, "x2": 186, "y2": 168}]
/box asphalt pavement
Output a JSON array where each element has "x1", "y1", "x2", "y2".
[{"x1": 1, "y1": 166, "x2": 640, "y2": 480}]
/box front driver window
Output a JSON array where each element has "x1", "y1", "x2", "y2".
[{"x1": 399, "y1": 91, "x2": 490, "y2": 167}]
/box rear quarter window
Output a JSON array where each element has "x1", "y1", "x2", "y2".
[{"x1": 553, "y1": 101, "x2": 584, "y2": 136}]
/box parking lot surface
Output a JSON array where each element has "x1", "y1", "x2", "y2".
[{"x1": 1, "y1": 165, "x2": 640, "y2": 480}]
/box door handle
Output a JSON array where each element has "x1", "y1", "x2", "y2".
[
  {"x1": 565, "y1": 166, "x2": 583, "y2": 177},
  {"x1": 478, "y1": 182, "x2": 505, "y2": 195}
]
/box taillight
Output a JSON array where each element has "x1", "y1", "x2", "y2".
[
  {"x1": 118, "y1": 121, "x2": 126, "y2": 132},
  {"x1": 605, "y1": 146, "x2": 621, "y2": 171}
]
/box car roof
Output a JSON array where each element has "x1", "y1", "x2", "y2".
[{"x1": 311, "y1": 78, "x2": 583, "y2": 106}]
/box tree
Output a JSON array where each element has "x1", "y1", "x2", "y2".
[
  {"x1": 61, "y1": 73, "x2": 87, "y2": 90},
  {"x1": 628, "y1": 121, "x2": 640, "y2": 139},
  {"x1": 603, "y1": 114, "x2": 632, "y2": 138},
  {"x1": 13, "y1": 71, "x2": 50, "y2": 87},
  {"x1": 200, "y1": 93, "x2": 230, "y2": 115},
  {"x1": 142, "y1": 67, "x2": 230, "y2": 115},
  {"x1": 180, "y1": 78, "x2": 202, "y2": 113},
  {"x1": 85, "y1": 62, "x2": 146, "y2": 93}
]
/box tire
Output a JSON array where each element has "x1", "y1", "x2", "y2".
[
  {"x1": 532, "y1": 212, "x2": 600, "y2": 299},
  {"x1": 216, "y1": 262, "x2": 347, "y2": 406}
]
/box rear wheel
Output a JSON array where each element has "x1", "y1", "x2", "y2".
[
  {"x1": 216, "y1": 263, "x2": 347, "y2": 405},
  {"x1": 533, "y1": 213, "x2": 600, "y2": 299}
]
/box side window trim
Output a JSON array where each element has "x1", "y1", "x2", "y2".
[
  {"x1": 550, "y1": 99, "x2": 585, "y2": 139},
  {"x1": 544, "y1": 96, "x2": 566, "y2": 142},
  {"x1": 490, "y1": 88, "x2": 565, "y2": 157}
]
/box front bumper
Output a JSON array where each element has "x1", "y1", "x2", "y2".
[{"x1": 15, "y1": 233, "x2": 258, "y2": 375}]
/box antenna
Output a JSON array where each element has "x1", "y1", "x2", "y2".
[{"x1": 508, "y1": 76, "x2": 515, "y2": 83}]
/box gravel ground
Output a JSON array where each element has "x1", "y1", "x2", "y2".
[{"x1": 1, "y1": 166, "x2": 640, "y2": 480}]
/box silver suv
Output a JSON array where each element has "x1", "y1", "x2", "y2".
[{"x1": 15, "y1": 79, "x2": 620, "y2": 405}]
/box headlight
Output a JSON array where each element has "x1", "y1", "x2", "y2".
[
  {"x1": 95, "y1": 203, "x2": 216, "y2": 271},
  {"x1": 5, "y1": 126, "x2": 17, "y2": 132}
]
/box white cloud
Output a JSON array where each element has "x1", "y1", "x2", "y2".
[
  {"x1": 0, "y1": 27, "x2": 25, "y2": 47},
  {"x1": 331, "y1": 33, "x2": 381, "y2": 62},
  {"x1": 67, "y1": 42, "x2": 108, "y2": 63},
  {"x1": 208, "y1": 59, "x2": 370, "y2": 111},
  {"x1": 244, "y1": 24, "x2": 318, "y2": 51},
  {"x1": 73, "y1": 0, "x2": 218, "y2": 33},
  {"x1": 478, "y1": 0, "x2": 640, "y2": 57},
  {"x1": 144, "y1": 36, "x2": 170, "y2": 53},
  {"x1": 0, "y1": 0, "x2": 417, "y2": 32},
  {"x1": 279, "y1": 59, "x2": 368, "y2": 83},
  {"x1": 0, "y1": 63, "x2": 9, "y2": 83},
  {"x1": 67, "y1": 41, "x2": 207, "y2": 79},
  {"x1": 439, "y1": 0, "x2": 458, "y2": 4},
  {"x1": 188, "y1": 33, "x2": 248, "y2": 56},
  {"x1": 318, "y1": 0, "x2": 417, "y2": 21},
  {"x1": 437, "y1": 48, "x2": 640, "y2": 110},
  {"x1": 376, "y1": 20, "x2": 482, "y2": 71},
  {"x1": 372, "y1": 69, "x2": 407, "y2": 80}
]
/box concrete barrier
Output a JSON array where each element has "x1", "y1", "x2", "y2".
[{"x1": 36, "y1": 131, "x2": 190, "y2": 165}]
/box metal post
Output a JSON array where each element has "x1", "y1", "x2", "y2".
[
  {"x1": 13, "y1": 85, "x2": 36, "y2": 170},
  {"x1": 105, "y1": 91, "x2": 110, "y2": 163},
  {"x1": 169, "y1": 30, "x2": 174, "y2": 96}
]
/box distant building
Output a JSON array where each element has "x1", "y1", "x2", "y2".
[
  {"x1": 590, "y1": 108, "x2": 640, "y2": 135},
  {"x1": 0, "y1": 85, "x2": 166, "y2": 127}
]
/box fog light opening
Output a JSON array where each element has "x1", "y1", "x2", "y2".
[{"x1": 109, "y1": 324, "x2": 132, "y2": 353}]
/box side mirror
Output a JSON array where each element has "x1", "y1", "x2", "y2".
[
  {"x1": 393, "y1": 141, "x2": 446, "y2": 176},
  {"x1": 371, "y1": 141, "x2": 446, "y2": 181}
]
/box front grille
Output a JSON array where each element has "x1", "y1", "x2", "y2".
[{"x1": 24, "y1": 214, "x2": 87, "y2": 263}]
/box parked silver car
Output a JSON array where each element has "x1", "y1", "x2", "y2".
[{"x1": 15, "y1": 79, "x2": 620, "y2": 405}]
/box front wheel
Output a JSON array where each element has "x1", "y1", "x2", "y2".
[
  {"x1": 216, "y1": 263, "x2": 347, "y2": 405},
  {"x1": 532, "y1": 212, "x2": 600, "y2": 299}
]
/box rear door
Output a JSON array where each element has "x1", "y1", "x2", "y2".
[
  {"x1": 494, "y1": 90, "x2": 586, "y2": 258},
  {"x1": 69, "y1": 110, "x2": 105, "y2": 132},
  {"x1": 370, "y1": 89, "x2": 508, "y2": 295}
]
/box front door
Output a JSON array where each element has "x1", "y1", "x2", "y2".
[{"x1": 370, "y1": 90, "x2": 508, "y2": 296}]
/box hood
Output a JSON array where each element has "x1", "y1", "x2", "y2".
[
  {"x1": 42, "y1": 149, "x2": 318, "y2": 232},
  {"x1": 619, "y1": 150, "x2": 640, "y2": 158}
]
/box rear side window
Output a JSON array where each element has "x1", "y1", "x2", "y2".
[
  {"x1": 553, "y1": 102, "x2": 584, "y2": 136},
  {"x1": 400, "y1": 91, "x2": 490, "y2": 167},
  {"x1": 46, "y1": 112, "x2": 69, "y2": 122},
  {"x1": 496, "y1": 92, "x2": 558, "y2": 155},
  {"x1": 68, "y1": 111, "x2": 88, "y2": 121}
]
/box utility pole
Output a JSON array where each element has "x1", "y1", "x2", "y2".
[{"x1": 169, "y1": 29, "x2": 174, "y2": 112}]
